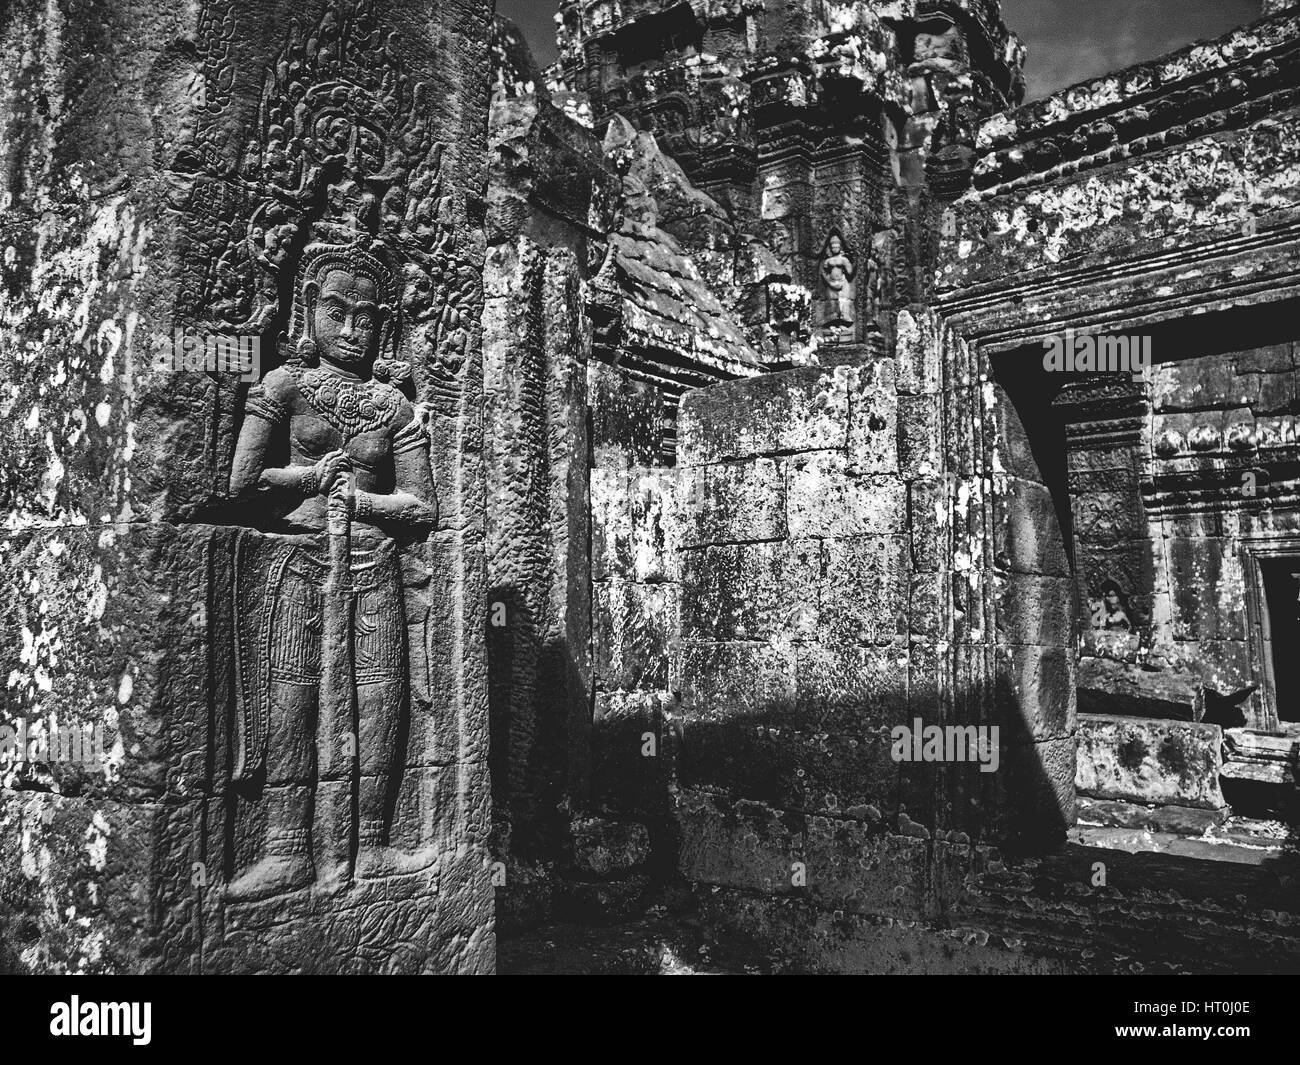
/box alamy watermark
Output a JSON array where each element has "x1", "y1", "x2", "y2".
[
  {"x1": 1043, "y1": 328, "x2": 1150, "y2": 381},
  {"x1": 50, "y1": 996, "x2": 151, "y2": 1045},
  {"x1": 891, "y1": 718, "x2": 999, "y2": 773},
  {"x1": 151, "y1": 330, "x2": 260, "y2": 382},
  {"x1": 0, "y1": 717, "x2": 106, "y2": 767}
]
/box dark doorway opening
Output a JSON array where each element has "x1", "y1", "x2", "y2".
[{"x1": 1261, "y1": 556, "x2": 1300, "y2": 723}]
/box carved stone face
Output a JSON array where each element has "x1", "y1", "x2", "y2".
[
  {"x1": 1103, "y1": 589, "x2": 1122, "y2": 611},
  {"x1": 827, "y1": 235, "x2": 843, "y2": 257},
  {"x1": 311, "y1": 268, "x2": 384, "y2": 372}
]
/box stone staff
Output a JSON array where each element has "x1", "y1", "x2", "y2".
[{"x1": 319, "y1": 470, "x2": 357, "y2": 879}]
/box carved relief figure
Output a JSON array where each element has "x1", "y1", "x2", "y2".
[
  {"x1": 899, "y1": 17, "x2": 972, "y2": 186},
  {"x1": 913, "y1": 19, "x2": 967, "y2": 68},
  {"x1": 819, "y1": 231, "x2": 857, "y2": 329},
  {"x1": 227, "y1": 239, "x2": 437, "y2": 901},
  {"x1": 1091, "y1": 580, "x2": 1132, "y2": 632}
]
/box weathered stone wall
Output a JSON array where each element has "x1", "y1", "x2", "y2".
[
  {"x1": 934, "y1": 6, "x2": 1300, "y2": 807},
  {"x1": 484, "y1": 231, "x2": 595, "y2": 923},
  {"x1": 479, "y1": 0, "x2": 1300, "y2": 976},
  {"x1": 0, "y1": 0, "x2": 494, "y2": 974},
  {"x1": 665, "y1": 306, "x2": 1077, "y2": 965},
  {"x1": 486, "y1": 25, "x2": 599, "y2": 929},
  {"x1": 489, "y1": 19, "x2": 680, "y2": 930}
]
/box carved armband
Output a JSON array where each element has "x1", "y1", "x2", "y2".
[
  {"x1": 245, "y1": 383, "x2": 288, "y2": 425},
  {"x1": 392, "y1": 414, "x2": 427, "y2": 456},
  {"x1": 353, "y1": 492, "x2": 375, "y2": 520}
]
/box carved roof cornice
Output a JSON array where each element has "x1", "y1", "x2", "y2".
[
  {"x1": 554, "y1": 1, "x2": 1022, "y2": 133},
  {"x1": 909, "y1": 0, "x2": 1024, "y2": 95},
  {"x1": 588, "y1": 226, "x2": 764, "y2": 388},
  {"x1": 966, "y1": 11, "x2": 1300, "y2": 196},
  {"x1": 1057, "y1": 378, "x2": 1150, "y2": 435},
  {"x1": 558, "y1": 0, "x2": 766, "y2": 51},
  {"x1": 936, "y1": 221, "x2": 1300, "y2": 351},
  {"x1": 1140, "y1": 411, "x2": 1300, "y2": 516}
]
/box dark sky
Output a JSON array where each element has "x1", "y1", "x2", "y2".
[{"x1": 496, "y1": 0, "x2": 1262, "y2": 100}]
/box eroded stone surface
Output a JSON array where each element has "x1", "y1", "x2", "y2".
[
  {"x1": 1076, "y1": 714, "x2": 1226, "y2": 810},
  {"x1": 10, "y1": 0, "x2": 1300, "y2": 978},
  {"x1": 0, "y1": 0, "x2": 494, "y2": 974}
]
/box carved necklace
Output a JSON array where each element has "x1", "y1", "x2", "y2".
[{"x1": 295, "y1": 365, "x2": 402, "y2": 439}]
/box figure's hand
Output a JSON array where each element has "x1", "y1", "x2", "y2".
[{"x1": 313, "y1": 450, "x2": 352, "y2": 495}]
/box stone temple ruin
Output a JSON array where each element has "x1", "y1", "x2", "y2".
[{"x1": 1, "y1": 0, "x2": 1299, "y2": 974}]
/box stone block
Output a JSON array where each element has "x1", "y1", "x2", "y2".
[
  {"x1": 1168, "y1": 537, "x2": 1248, "y2": 642},
  {"x1": 677, "y1": 717, "x2": 781, "y2": 798},
  {"x1": 787, "y1": 454, "x2": 906, "y2": 538},
  {"x1": 895, "y1": 309, "x2": 942, "y2": 396},
  {"x1": 1076, "y1": 657, "x2": 1200, "y2": 720},
  {"x1": 909, "y1": 572, "x2": 944, "y2": 636},
  {"x1": 1071, "y1": 490, "x2": 1149, "y2": 546},
  {"x1": 0, "y1": 523, "x2": 223, "y2": 801},
  {"x1": 591, "y1": 692, "x2": 672, "y2": 816},
  {"x1": 794, "y1": 644, "x2": 911, "y2": 732},
  {"x1": 553, "y1": 876, "x2": 652, "y2": 926},
  {"x1": 589, "y1": 361, "x2": 666, "y2": 469},
  {"x1": 944, "y1": 737, "x2": 1077, "y2": 847},
  {"x1": 676, "y1": 791, "x2": 805, "y2": 895},
  {"x1": 569, "y1": 817, "x2": 652, "y2": 876},
  {"x1": 678, "y1": 366, "x2": 853, "y2": 466},
  {"x1": 989, "y1": 386, "x2": 1043, "y2": 482},
  {"x1": 680, "y1": 540, "x2": 820, "y2": 641},
  {"x1": 994, "y1": 644, "x2": 1075, "y2": 742},
  {"x1": 994, "y1": 476, "x2": 1070, "y2": 576},
  {"x1": 678, "y1": 458, "x2": 786, "y2": 547},
  {"x1": 0, "y1": 791, "x2": 180, "y2": 974},
  {"x1": 1152, "y1": 352, "x2": 1243, "y2": 411},
  {"x1": 848, "y1": 360, "x2": 899, "y2": 475},
  {"x1": 674, "y1": 641, "x2": 796, "y2": 721},
  {"x1": 593, "y1": 580, "x2": 678, "y2": 690},
  {"x1": 898, "y1": 394, "x2": 941, "y2": 479},
  {"x1": 995, "y1": 574, "x2": 1076, "y2": 648},
  {"x1": 627, "y1": 468, "x2": 681, "y2": 582},
  {"x1": 591, "y1": 465, "x2": 679, "y2": 582},
  {"x1": 909, "y1": 479, "x2": 943, "y2": 572},
  {"x1": 820, "y1": 535, "x2": 909, "y2": 645},
  {"x1": 802, "y1": 815, "x2": 931, "y2": 920},
  {"x1": 1076, "y1": 796, "x2": 1228, "y2": 834},
  {"x1": 1075, "y1": 714, "x2": 1225, "y2": 809},
  {"x1": 991, "y1": 737, "x2": 1078, "y2": 847},
  {"x1": 1234, "y1": 343, "x2": 1293, "y2": 375},
  {"x1": 589, "y1": 466, "x2": 627, "y2": 582}
]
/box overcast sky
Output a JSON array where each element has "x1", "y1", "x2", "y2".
[{"x1": 496, "y1": 0, "x2": 1262, "y2": 100}]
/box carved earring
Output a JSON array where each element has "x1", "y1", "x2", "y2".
[{"x1": 294, "y1": 335, "x2": 320, "y2": 367}]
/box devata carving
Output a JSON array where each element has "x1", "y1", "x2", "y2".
[
  {"x1": 182, "y1": 1, "x2": 473, "y2": 398},
  {"x1": 819, "y1": 231, "x2": 857, "y2": 332},
  {"x1": 227, "y1": 239, "x2": 438, "y2": 901},
  {"x1": 1091, "y1": 579, "x2": 1133, "y2": 632}
]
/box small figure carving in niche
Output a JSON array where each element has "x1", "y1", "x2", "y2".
[
  {"x1": 226, "y1": 239, "x2": 437, "y2": 902},
  {"x1": 1091, "y1": 579, "x2": 1132, "y2": 632},
  {"x1": 767, "y1": 220, "x2": 795, "y2": 274},
  {"x1": 819, "y1": 231, "x2": 857, "y2": 330},
  {"x1": 912, "y1": 18, "x2": 967, "y2": 68},
  {"x1": 899, "y1": 17, "x2": 970, "y2": 185}
]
